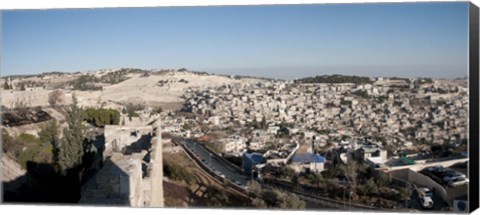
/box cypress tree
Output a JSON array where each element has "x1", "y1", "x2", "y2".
[
  {"x1": 3, "y1": 81, "x2": 10, "y2": 90},
  {"x1": 57, "y1": 94, "x2": 86, "y2": 175}
]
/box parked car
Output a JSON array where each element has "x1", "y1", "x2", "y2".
[
  {"x1": 443, "y1": 172, "x2": 466, "y2": 182},
  {"x1": 427, "y1": 166, "x2": 444, "y2": 173},
  {"x1": 418, "y1": 187, "x2": 433, "y2": 197},
  {"x1": 420, "y1": 196, "x2": 434, "y2": 209},
  {"x1": 448, "y1": 177, "x2": 469, "y2": 187}
]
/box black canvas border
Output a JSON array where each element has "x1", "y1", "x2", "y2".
[{"x1": 469, "y1": 1, "x2": 479, "y2": 213}]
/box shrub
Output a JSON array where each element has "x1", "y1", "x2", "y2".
[
  {"x1": 163, "y1": 162, "x2": 194, "y2": 185},
  {"x1": 84, "y1": 108, "x2": 120, "y2": 127},
  {"x1": 15, "y1": 133, "x2": 54, "y2": 168}
]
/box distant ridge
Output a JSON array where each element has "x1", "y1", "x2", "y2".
[{"x1": 294, "y1": 74, "x2": 373, "y2": 84}]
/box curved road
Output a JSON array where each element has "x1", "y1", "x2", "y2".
[{"x1": 174, "y1": 138, "x2": 249, "y2": 187}]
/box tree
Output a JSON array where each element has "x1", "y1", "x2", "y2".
[
  {"x1": 19, "y1": 83, "x2": 26, "y2": 91},
  {"x1": 279, "y1": 165, "x2": 296, "y2": 180},
  {"x1": 3, "y1": 81, "x2": 10, "y2": 90},
  {"x1": 38, "y1": 119, "x2": 60, "y2": 155},
  {"x1": 84, "y1": 108, "x2": 121, "y2": 127},
  {"x1": 308, "y1": 172, "x2": 324, "y2": 187},
  {"x1": 363, "y1": 178, "x2": 379, "y2": 196},
  {"x1": 374, "y1": 172, "x2": 392, "y2": 187},
  {"x1": 339, "y1": 161, "x2": 358, "y2": 189},
  {"x1": 261, "y1": 116, "x2": 268, "y2": 129},
  {"x1": 48, "y1": 89, "x2": 65, "y2": 108},
  {"x1": 251, "y1": 197, "x2": 268, "y2": 208},
  {"x1": 262, "y1": 189, "x2": 306, "y2": 209},
  {"x1": 276, "y1": 191, "x2": 306, "y2": 209},
  {"x1": 247, "y1": 180, "x2": 262, "y2": 194},
  {"x1": 56, "y1": 94, "x2": 87, "y2": 175},
  {"x1": 203, "y1": 185, "x2": 229, "y2": 206},
  {"x1": 398, "y1": 187, "x2": 412, "y2": 201}
]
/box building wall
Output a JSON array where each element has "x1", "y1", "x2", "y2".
[
  {"x1": 387, "y1": 158, "x2": 469, "y2": 172},
  {"x1": 79, "y1": 153, "x2": 144, "y2": 206},
  {"x1": 81, "y1": 123, "x2": 164, "y2": 207},
  {"x1": 389, "y1": 168, "x2": 449, "y2": 204},
  {"x1": 2, "y1": 90, "x2": 53, "y2": 108}
]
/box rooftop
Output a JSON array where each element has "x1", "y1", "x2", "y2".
[{"x1": 291, "y1": 153, "x2": 325, "y2": 164}]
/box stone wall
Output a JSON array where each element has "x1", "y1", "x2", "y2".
[
  {"x1": 1, "y1": 156, "x2": 27, "y2": 191},
  {"x1": 1, "y1": 89, "x2": 76, "y2": 108},
  {"x1": 103, "y1": 125, "x2": 154, "y2": 159},
  {"x1": 79, "y1": 153, "x2": 144, "y2": 206},
  {"x1": 1, "y1": 89, "x2": 51, "y2": 108},
  {"x1": 148, "y1": 122, "x2": 164, "y2": 207},
  {"x1": 80, "y1": 123, "x2": 164, "y2": 207}
]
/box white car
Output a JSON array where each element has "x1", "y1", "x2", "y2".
[
  {"x1": 418, "y1": 187, "x2": 433, "y2": 197},
  {"x1": 443, "y1": 173, "x2": 466, "y2": 182},
  {"x1": 448, "y1": 177, "x2": 469, "y2": 187},
  {"x1": 420, "y1": 196, "x2": 434, "y2": 209}
]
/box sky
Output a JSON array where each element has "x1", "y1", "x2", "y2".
[{"x1": 1, "y1": 2, "x2": 470, "y2": 80}]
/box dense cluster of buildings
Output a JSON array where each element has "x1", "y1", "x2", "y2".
[
  {"x1": 158, "y1": 77, "x2": 468, "y2": 181},
  {"x1": 180, "y1": 77, "x2": 467, "y2": 155}
]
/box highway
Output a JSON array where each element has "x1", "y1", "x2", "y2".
[{"x1": 173, "y1": 138, "x2": 249, "y2": 188}]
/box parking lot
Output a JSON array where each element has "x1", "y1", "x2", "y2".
[{"x1": 419, "y1": 164, "x2": 468, "y2": 209}]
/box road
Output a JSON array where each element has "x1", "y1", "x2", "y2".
[{"x1": 174, "y1": 138, "x2": 249, "y2": 187}]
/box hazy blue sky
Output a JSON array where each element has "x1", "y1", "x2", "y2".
[{"x1": 1, "y1": 2, "x2": 469, "y2": 80}]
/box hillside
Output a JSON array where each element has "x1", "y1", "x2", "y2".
[{"x1": 1, "y1": 69, "x2": 266, "y2": 111}]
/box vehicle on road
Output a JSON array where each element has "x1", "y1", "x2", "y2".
[
  {"x1": 418, "y1": 187, "x2": 433, "y2": 197},
  {"x1": 448, "y1": 177, "x2": 469, "y2": 187},
  {"x1": 443, "y1": 173, "x2": 466, "y2": 182},
  {"x1": 420, "y1": 196, "x2": 434, "y2": 209}
]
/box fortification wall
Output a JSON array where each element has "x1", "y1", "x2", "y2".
[{"x1": 147, "y1": 122, "x2": 164, "y2": 207}]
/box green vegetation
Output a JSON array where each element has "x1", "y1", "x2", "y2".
[
  {"x1": 340, "y1": 99, "x2": 352, "y2": 106},
  {"x1": 15, "y1": 132, "x2": 54, "y2": 169},
  {"x1": 122, "y1": 103, "x2": 143, "y2": 120},
  {"x1": 248, "y1": 180, "x2": 305, "y2": 209},
  {"x1": 203, "y1": 185, "x2": 230, "y2": 206},
  {"x1": 363, "y1": 178, "x2": 379, "y2": 196},
  {"x1": 259, "y1": 189, "x2": 306, "y2": 209},
  {"x1": 152, "y1": 106, "x2": 163, "y2": 114},
  {"x1": 99, "y1": 69, "x2": 131, "y2": 84},
  {"x1": 3, "y1": 81, "x2": 12, "y2": 90},
  {"x1": 351, "y1": 90, "x2": 370, "y2": 99},
  {"x1": 56, "y1": 95, "x2": 89, "y2": 175},
  {"x1": 296, "y1": 74, "x2": 373, "y2": 84},
  {"x1": 68, "y1": 74, "x2": 102, "y2": 91},
  {"x1": 278, "y1": 165, "x2": 296, "y2": 180},
  {"x1": 163, "y1": 160, "x2": 195, "y2": 185},
  {"x1": 17, "y1": 80, "x2": 45, "y2": 90},
  {"x1": 374, "y1": 172, "x2": 392, "y2": 187},
  {"x1": 2, "y1": 119, "x2": 60, "y2": 169},
  {"x1": 67, "y1": 69, "x2": 142, "y2": 91},
  {"x1": 84, "y1": 107, "x2": 120, "y2": 127},
  {"x1": 249, "y1": 116, "x2": 268, "y2": 130},
  {"x1": 397, "y1": 187, "x2": 413, "y2": 202},
  {"x1": 18, "y1": 133, "x2": 41, "y2": 144},
  {"x1": 400, "y1": 127, "x2": 416, "y2": 137}
]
